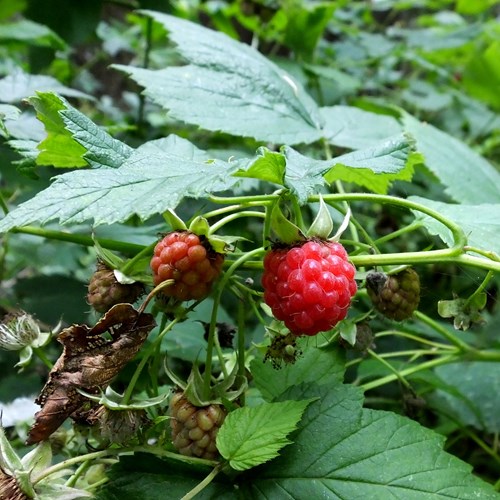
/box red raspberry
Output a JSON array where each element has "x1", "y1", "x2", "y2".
[
  {"x1": 262, "y1": 240, "x2": 357, "y2": 336},
  {"x1": 150, "y1": 231, "x2": 224, "y2": 302}
]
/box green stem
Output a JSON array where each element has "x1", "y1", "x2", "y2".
[
  {"x1": 372, "y1": 220, "x2": 424, "y2": 246},
  {"x1": 361, "y1": 354, "x2": 458, "y2": 391},
  {"x1": 11, "y1": 226, "x2": 145, "y2": 255},
  {"x1": 374, "y1": 330, "x2": 455, "y2": 350},
  {"x1": 413, "y1": 311, "x2": 472, "y2": 352},
  {"x1": 463, "y1": 270, "x2": 494, "y2": 309},
  {"x1": 65, "y1": 460, "x2": 90, "y2": 488},
  {"x1": 237, "y1": 298, "x2": 246, "y2": 407},
  {"x1": 367, "y1": 348, "x2": 412, "y2": 389},
  {"x1": 203, "y1": 247, "x2": 265, "y2": 396},
  {"x1": 208, "y1": 194, "x2": 279, "y2": 205},
  {"x1": 180, "y1": 464, "x2": 222, "y2": 500},
  {"x1": 0, "y1": 191, "x2": 9, "y2": 215},
  {"x1": 209, "y1": 211, "x2": 265, "y2": 234},
  {"x1": 121, "y1": 242, "x2": 156, "y2": 275},
  {"x1": 32, "y1": 347, "x2": 53, "y2": 370},
  {"x1": 123, "y1": 315, "x2": 178, "y2": 405}
]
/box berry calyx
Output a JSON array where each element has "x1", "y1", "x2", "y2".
[
  {"x1": 87, "y1": 262, "x2": 144, "y2": 313},
  {"x1": 150, "y1": 231, "x2": 224, "y2": 302},
  {"x1": 366, "y1": 267, "x2": 420, "y2": 321},
  {"x1": 169, "y1": 392, "x2": 226, "y2": 460},
  {"x1": 262, "y1": 239, "x2": 357, "y2": 336}
]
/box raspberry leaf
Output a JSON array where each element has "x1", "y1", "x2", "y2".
[
  {"x1": 245, "y1": 382, "x2": 498, "y2": 499},
  {"x1": 114, "y1": 11, "x2": 323, "y2": 145},
  {"x1": 0, "y1": 145, "x2": 240, "y2": 230},
  {"x1": 216, "y1": 399, "x2": 314, "y2": 471},
  {"x1": 28, "y1": 92, "x2": 132, "y2": 169}
]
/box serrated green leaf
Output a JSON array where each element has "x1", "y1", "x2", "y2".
[
  {"x1": 235, "y1": 147, "x2": 286, "y2": 186},
  {"x1": 431, "y1": 362, "x2": 500, "y2": 433},
  {"x1": 251, "y1": 342, "x2": 345, "y2": 401},
  {"x1": 60, "y1": 106, "x2": 133, "y2": 169},
  {"x1": 28, "y1": 93, "x2": 88, "y2": 168},
  {"x1": 243, "y1": 382, "x2": 498, "y2": 499},
  {"x1": 409, "y1": 196, "x2": 500, "y2": 255},
  {"x1": 28, "y1": 92, "x2": 132, "y2": 169},
  {"x1": 0, "y1": 143, "x2": 240, "y2": 230},
  {"x1": 114, "y1": 11, "x2": 323, "y2": 144},
  {"x1": 320, "y1": 105, "x2": 402, "y2": 149},
  {"x1": 217, "y1": 400, "x2": 313, "y2": 471},
  {"x1": 402, "y1": 113, "x2": 500, "y2": 203},
  {"x1": 283, "y1": 135, "x2": 421, "y2": 196}
]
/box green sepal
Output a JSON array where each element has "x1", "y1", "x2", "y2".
[
  {"x1": 306, "y1": 195, "x2": 333, "y2": 239},
  {"x1": 77, "y1": 386, "x2": 170, "y2": 411},
  {"x1": 338, "y1": 319, "x2": 357, "y2": 346},
  {"x1": 163, "y1": 209, "x2": 188, "y2": 231},
  {"x1": 269, "y1": 199, "x2": 304, "y2": 244},
  {"x1": 438, "y1": 293, "x2": 486, "y2": 331}
]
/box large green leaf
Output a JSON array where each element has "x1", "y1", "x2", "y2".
[
  {"x1": 430, "y1": 362, "x2": 500, "y2": 433},
  {"x1": 402, "y1": 113, "x2": 500, "y2": 204},
  {"x1": 114, "y1": 11, "x2": 323, "y2": 145},
  {"x1": 409, "y1": 196, "x2": 500, "y2": 255},
  {"x1": 0, "y1": 140, "x2": 240, "y2": 230},
  {"x1": 241, "y1": 382, "x2": 498, "y2": 499},
  {"x1": 320, "y1": 105, "x2": 402, "y2": 149}
]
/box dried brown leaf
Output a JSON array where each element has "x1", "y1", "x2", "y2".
[{"x1": 27, "y1": 304, "x2": 156, "y2": 444}]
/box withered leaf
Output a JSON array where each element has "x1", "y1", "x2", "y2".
[{"x1": 27, "y1": 303, "x2": 156, "y2": 445}]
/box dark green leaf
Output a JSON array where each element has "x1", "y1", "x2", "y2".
[
  {"x1": 431, "y1": 362, "x2": 500, "y2": 433},
  {"x1": 114, "y1": 11, "x2": 323, "y2": 144},
  {"x1": 235, "y1": 147, "x2": 286, "y2": 186},
  {"x1": 242, "y1": 382, "x2": 498, "y2": 499},
  {"x1": 251, "y1": 342, "x2": 345, "y2": 401},
  {"x1": 217, "y1": 400, "x2": 313, "y2": 471}
]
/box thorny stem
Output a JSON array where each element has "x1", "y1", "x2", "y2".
[{"x1": 180, "y1": 464, "x2": 223, "y2": 500}]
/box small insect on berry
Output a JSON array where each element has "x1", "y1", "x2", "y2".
[{"x1": 262, "y1": 239, "x2": 357, "y2": 336}]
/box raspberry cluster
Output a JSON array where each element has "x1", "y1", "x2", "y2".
[
  {"x1": 169, "y1": 392, "x2": 226, "y2": 460},
  {"x1": 366, "y1": 268, "x2": 420, "y2": 321},
  {"x1": 87, "y1": 263, "x2": 144, "y2": 313},
  {"x1": 150, "y1": 231, "x2": 224, "y2": 302},
  {"x1": 262, "y1": 240, "x2": 357, "y2": 336}
]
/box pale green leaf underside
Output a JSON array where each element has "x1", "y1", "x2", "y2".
[
  {"x1": 0, "y1": 149, "x2": 239, "y2": 229},
  {"x1": 320, "y1": 105, "x2": 402, "y2": 149},
  {"x1": 217, "y1": 400, "x2": 312, "y2": 471},
  {"x1": 403, "y1": 113, "x2": 500, "y2": 204},
  {"x1": 114, "y1": 11, "x2": 323, "y2": 145},
  {"x1": 410, "y1": 196, "x2": 500, "y2": 255}
]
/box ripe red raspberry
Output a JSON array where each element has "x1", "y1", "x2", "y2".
[
  {"x1": 150, "y1": 231, "x2": 224, "y2": 302},
  {"x1": 262, "y1": 240, "x2": 357, "y2": 336}
]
